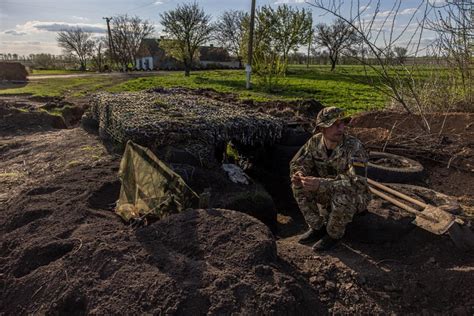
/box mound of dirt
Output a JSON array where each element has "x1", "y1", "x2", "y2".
[
  {"x1": 0, "y1": 62, "x2": 28, "y2": 81},
  {"x1": 1, "y1": 181, "x2": 321, "y2": 314},
  {"x1": 0, "y1": 101, "x2": 67, "y2": 135},
  {"x1": 350, "y1": 111, "x2": 474, "y2": 171},
  {"x1": 0, "y1": 97, "x2": 86, "y2": 136},
  {"x1": 349, "y1": 111, "x2": 474, "y2": 213}
]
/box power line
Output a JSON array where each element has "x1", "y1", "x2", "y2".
[{"x1": 127, "y1": 1, "x2": 160, "y2": 13}]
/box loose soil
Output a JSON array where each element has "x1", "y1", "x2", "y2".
[{"x1": 1, "y1": 95, "x2": 473, "y2": 314}]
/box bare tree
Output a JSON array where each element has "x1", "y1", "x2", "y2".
[
  {"x1": 57, "y1": 28, "x2": 94, "y2": 71},
  {"x1": 110, "y1": 15, "x2": 154, "y2": 71},
  {"x1": 393, "y1": 46, "x2": 408, "y2": 64},
  {"x1": 215, "y1": 10, "x2": 247, "y2": 67},
  {"x1": 90, "y1": 37, "x2": 107, "y2": 72},
  {"x1": 314, "y1": 18, "x2": 358, "y2": 71},
  {"x1": 160, "y1": 3, "x2": 215, "y2": 76},
  {"x1": 427, "y1": 0, "x2": 472, "y2": 106},
  {"x1": 308, "y1": 0, "x2": 436, "y2": 131}
]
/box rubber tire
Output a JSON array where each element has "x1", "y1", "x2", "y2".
[{"x1": 357, "y1": 151, "x2": 425, "y2": 183}]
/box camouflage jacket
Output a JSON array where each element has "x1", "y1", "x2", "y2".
[{"x1": 290, "y1": 133, "x2": 369, "y2": 193}]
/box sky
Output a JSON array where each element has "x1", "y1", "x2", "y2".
[{"x1": 0, "y1": 0, "x2": 442, "y2": 56}]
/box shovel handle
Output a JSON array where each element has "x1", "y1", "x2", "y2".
[
  {"x1": 369, "y1": 187, "x2": 438, "y2": 223},
  {"x1": 368, "y1": 178, "x2": 428, "y2": 209}
]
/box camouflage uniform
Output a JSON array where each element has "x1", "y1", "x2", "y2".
[{"x1": 290, "y1": 107, "x2": 370, "y2": 239}]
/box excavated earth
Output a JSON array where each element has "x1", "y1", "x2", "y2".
[{"x1": 1, "y1": 93, "x2": 473, "y2": 314}]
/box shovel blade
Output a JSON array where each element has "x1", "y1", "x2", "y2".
[{"x1": 412, "y1": 205, "x2": 455, "y2": 235}]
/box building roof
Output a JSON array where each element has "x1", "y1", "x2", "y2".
[
  {"x1": 198, "y1": 45, "x2": 231, "y2": 62},
  {"x1": 136, "y1": 38, "x2": 162, "y2": 58}
]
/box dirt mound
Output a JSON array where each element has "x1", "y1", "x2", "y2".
[
  {"x1": 0, "y1": 100, "x2": 67, "y2": 135},
  {"x1": 1, "y1": 171, "x2": 321, "y2": 314},
  {"x1": 349, "y1": 111, "x2": 474, "y2": 214},
  {"x1": 0, "y1": 62, "x2": 28, "y2": 81},
  {"x1": 0, "y1": 97, "x2": 86, "y2": 136},
  {"x1": 350, "y1": 111, "x2": 474, "y2": 171}
]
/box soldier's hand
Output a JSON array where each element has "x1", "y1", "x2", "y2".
[
  {"x1": 300, "y1": 176, "x2": 320, "y2": 192},
  {"x1": 291, "y1": 171, "x2": 304, "y2": 185}
]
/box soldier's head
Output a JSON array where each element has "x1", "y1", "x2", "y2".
[{"x1": 315, "y1": 106, "x2": 351, "y2": 143}]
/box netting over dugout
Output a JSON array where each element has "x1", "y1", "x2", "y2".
[{"x1": 88, "y1": 88, "x2": 284, "y2": 164}]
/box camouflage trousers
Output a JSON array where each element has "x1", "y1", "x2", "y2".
[{"x1": 292, "y1": 181, "x2": 370, "y2": 239}]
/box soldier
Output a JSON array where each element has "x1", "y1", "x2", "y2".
[{"x1": 290, "y1": 106, "x2": 371, "y2": 251}]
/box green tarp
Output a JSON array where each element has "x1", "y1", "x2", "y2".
[{"x1": 115, "y1": 141, "x2": 199, "y2": 221}]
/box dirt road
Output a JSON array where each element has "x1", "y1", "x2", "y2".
[{"x1": 28, "y1": 70, "x2": 167, "y2": 80}]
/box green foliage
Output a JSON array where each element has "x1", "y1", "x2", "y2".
[
  {"x1": 242, "y1": 4, "x2": 312, "y2": 91},
  {"x1": 159, "y1": 38, "x2": 193, "y2": 66},
  {"x1": 252, "y1": 51, "x2": 287, "y2": 92},
  {"x1": 160, "y1": 3, "x2": 214, "y2": 76},
  {"x1": 225, "y1": 142, "x2": 240, "y2": 163}
]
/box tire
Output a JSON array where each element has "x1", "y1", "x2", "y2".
[{"x1": 357, "y1": 151, "x2": 425, "y2": 183}]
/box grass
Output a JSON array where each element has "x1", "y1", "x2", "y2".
[
  {"x1": 0, "y1": 76, "x2": 126, "y2": 97},
  {"x1": 2, "y1": 64, "x2": 438, "y2": 113},
  {"x1": 109, "y1": 66, "x2": 389, "y2": 113}
]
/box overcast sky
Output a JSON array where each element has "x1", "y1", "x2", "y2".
[{"x1": 0, "y1": 0, "x2": 441, "y2": 56}]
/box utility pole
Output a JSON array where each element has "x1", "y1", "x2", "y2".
[
  {"x1": 306, "y1": 12, "x2": 312, "y2": 69},
  {"x1": 306, "y1": 39, "x2": 311, "y2": 68},
  {"x1": 246, "y1": 0, "x2": 256, "y2": 90},
  {"x1": 103, "y1": 17, "x2": 116, "y2": 68}
]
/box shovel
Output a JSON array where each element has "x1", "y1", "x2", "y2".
[{"x1": 368, "y1": 178, "x2": 474, "y2": 251}]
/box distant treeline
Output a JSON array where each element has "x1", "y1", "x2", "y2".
[{"x1": 1, "y1": 52, "x2": 447, "y2": 71}]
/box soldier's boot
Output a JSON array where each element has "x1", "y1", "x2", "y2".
[
  {"x1": 298, "y1": 227, "x2": 326, "y2": 245},
  {"x1": 312, "y1": 234, "x2": 341, "y2": 251}
]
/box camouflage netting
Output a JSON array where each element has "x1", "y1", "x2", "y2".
[{"x1": 88, "y1": 88, "x2": 284, "y2": 164}]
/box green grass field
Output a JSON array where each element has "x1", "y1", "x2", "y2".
[
  {"x1": 1, "y1": 65, "x2": 395, "y2": 113},
  {"x1": 0, "y1": 76, "x2": 122, "y2": 97}
]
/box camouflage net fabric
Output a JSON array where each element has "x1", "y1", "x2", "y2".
[
  {"x1": 88, "y1": 88, "x2": 284, "y2": 164},
  {"x1": 116, "y1": 140, "x2": 199, "y2": 221}
]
